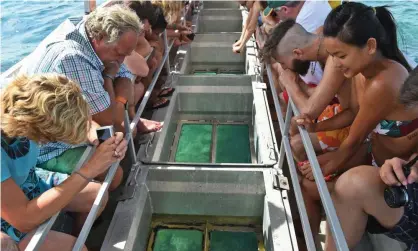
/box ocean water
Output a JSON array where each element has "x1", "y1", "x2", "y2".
[
  {"x1": 1, "y1": 0, "x2": 104, "y2": 72},
  {"x1": 1, "y1": 0, "x2": 417, "y2": 72},
  {"x1": 360, "y1": 0, "x2": 418, "y2": 65}
]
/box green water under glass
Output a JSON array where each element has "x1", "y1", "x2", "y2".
[
  {"x1": 152, "y1": 229, "x2": 258, "y2": 251},
  {"x1": 216, "y1": 124, "x2": 251, "y2": 163},
  {"x1": 174, "y1": 124, "x2": 212, "y2": 163},
  {"x1": 210, "y1": 231, "x2": 258, "y2": 251},
  {"x1": 174, "y1": 123, "x2": 251, "y2": 163},
  {"x1": 153, "y1": 229, "x2": 203, "y2": 251}
]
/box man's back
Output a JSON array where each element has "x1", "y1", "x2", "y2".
[{"x1": 296, "y1": 0, "x2": 331, "y2": 33}]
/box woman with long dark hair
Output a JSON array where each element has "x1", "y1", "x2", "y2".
[{"x1": 294, "y1": 2, "x2": 418, "y2": 248}]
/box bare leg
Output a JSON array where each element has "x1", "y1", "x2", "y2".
[
  {"x1": 301, "y1": 178, "x2": 336, "y2": 237},
  {"x1": 325, "y1": 165, "x2": 404, "y2": 251},
  {"x1": 96, "y1": 166, "x2": 124, "y2": 192},
  {"x1": 19, "y1": 230, "x2": 88, "y2": 251},
  {"x1": 63, "y1": 182, "x2": 109, "y2": 236},
  {"x1": 1, "y1": 232, "x2": 19, "y2": 251},
  {"x1": 300, "y1": 144, "x2": 369, "y2": 242},
  {"x1": 128, "y1": 82, "x2": 145, "y2": 119}
]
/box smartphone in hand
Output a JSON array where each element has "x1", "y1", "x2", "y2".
[{"x1": 96, "y1": 126, "x2": 114, "y2": 144}]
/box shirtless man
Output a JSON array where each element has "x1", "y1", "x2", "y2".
[{"x1": 124, "y1": 1, "x2": 174, "y2": 111}]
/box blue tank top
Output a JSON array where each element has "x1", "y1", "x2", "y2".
[{"x1": 1, "y1": 137, "x2": 49, "y2": 242}]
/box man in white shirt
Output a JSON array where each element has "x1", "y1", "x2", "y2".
[{"x1": 263, "y1": 0, "x2": 331, "y2": 85}]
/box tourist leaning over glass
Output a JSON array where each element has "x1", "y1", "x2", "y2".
[
  {"x1": 325, "y1": 66, "x2": 418, "y2": 251},
  {"x1": 0, "y1": 74, "x2": 127, "y2": 250}
]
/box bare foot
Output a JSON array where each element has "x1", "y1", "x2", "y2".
[{"x1": 137, "y1": 118, "x2": 163, "y2": 134}]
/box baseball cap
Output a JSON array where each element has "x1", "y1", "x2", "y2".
[{"x1": 262, "y1": 1, "x2": 287, "y2": 17}]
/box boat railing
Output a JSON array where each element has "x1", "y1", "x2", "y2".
[
  {"x1": 6, "y1": 1, "x2": 349, "y2": 250},
  {"x1": 23, "y1": 1, "x2": 192, "y2": 250},
  {"x1": 260, "y1": 40, "x2": 349, "y2": 250}
]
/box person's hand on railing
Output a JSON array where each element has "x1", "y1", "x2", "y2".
[
  {"x1": 380, "y1": 155, "x2": 418, "y2": 186},
  {"x1": 298, "y1": 152, "x2": 335, "y2": 181},
  {"x1": 293, "y1": 114, "x2": 317, "y2": 133},
  {"x1": 81, "y1": 132, "x2": 128, "y2": 178}
]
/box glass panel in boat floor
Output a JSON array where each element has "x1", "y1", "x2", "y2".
[
  {"x1": 148, "y1": 215, "x2": 263, "y2": 251},
  {"x1": 171, "y1": 121, "x2": 254, "y2": 163},
  {"x1": 153, "y1": 229, "x2": 203, "y2": 251},
  {"x1": 215, "y1": 124, "x2": 251, "y2": 163},
  {"x1": 210, "y1": 231, "x2": 258, "y2": 251},
  {"x1": 174, "y1": 124, "x2": 212, "y2": 163}
]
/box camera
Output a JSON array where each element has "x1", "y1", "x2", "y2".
[
  {"x1": 384, "y1": 155, "x2": 418, "y2": 209},
  {"x1": 96, "y1": 126, "x2": 114, "y2": 144}
]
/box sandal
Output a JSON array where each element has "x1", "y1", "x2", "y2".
[
  {"x1": 146, "y1": 97, "x2": 170, "y2": 110},
  {"x1": 157, "y1": 87, "x2": 175, "y2": 98}
]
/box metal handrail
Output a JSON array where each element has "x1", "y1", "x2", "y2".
[
  {"x1": 265, "y1": 64, "x2": 349, "y2": 251},
  {"x1": 24, "y1": 1, "x2": 190, "y2": 249},
  {"x1": 24, "y1": 147, "x2": 94, "y2": 251}
]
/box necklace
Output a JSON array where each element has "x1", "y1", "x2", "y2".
[{"x1": 310, "y1": 35, "x2": 323, "y2": 75}]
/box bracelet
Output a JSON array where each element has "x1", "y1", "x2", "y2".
[
  {"x1": 74, "y1": 170, "x2": 93, "y2": 182},
  {"x1": 103, "y1": 74, "x2": 115, "y2": 82}
]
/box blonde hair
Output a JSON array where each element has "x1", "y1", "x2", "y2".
[
  {"x1": 85, "y1": 4, "x2": 143, "y2": 44},
  {"x1": 151, "y1": 0, "x2": 183, "y2": 24},
  {"x1": 1, "y1": 74, "x2": 90, "y2": 144}
]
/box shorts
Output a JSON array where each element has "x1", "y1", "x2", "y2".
[
  {"x1": 35, "y1": 168, "x2": 69, "y2": 187},
  {"x1": 1, "y1": 169, "x2": 68, "y2": 242},
  {"x1": 37, "y1": 146, "x2": 87, "y2": 174},
  {"x1": 366, "y1": 183, "x2": 418, "y2": 249},
  {"x1": 316, "y1": 104, "x2": 350, "y2": 153}
]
